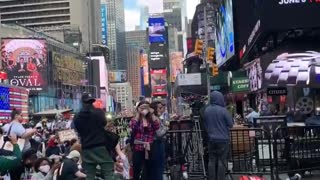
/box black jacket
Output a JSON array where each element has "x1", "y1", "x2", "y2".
[{"x1": 74, "y1": 106, "x2": 107, "y2": 149}]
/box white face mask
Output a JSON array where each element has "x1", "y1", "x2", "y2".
[
  {"x1": 141, "y1": 109, "x2": 149, "y2": 116},
  {"x1": 39, "y1": 165, "x2": 50, "y2": 174}
]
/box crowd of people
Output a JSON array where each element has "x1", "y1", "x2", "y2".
[{"x1": 0, "y1": 93, "x2": 170, "y2": 180}]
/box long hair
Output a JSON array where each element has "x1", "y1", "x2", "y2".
[
  {"x1": 136, "y1": 101, "x2": 152, "y2": 122},
  {"x1": 150, "y1": 101, "x2": 162, "y2": 117}
]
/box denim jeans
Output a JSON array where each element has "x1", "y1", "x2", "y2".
[
  {"x1": 151, "y1": 140, "x2": 165, "y2": 180},
  {"x1": 208, "y1": 142, "x2": 229, "y2": 180}
]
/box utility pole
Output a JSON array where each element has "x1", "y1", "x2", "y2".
[{"x1": 204, "y1": 5, "x2": 211, "y2": 102}]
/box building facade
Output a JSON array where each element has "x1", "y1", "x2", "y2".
[
  {"x1": 0, "y1": 0, "x2": 102, "y2": 53},
  {"x1": 110, "y1": 82, "x2": 133, "y2": 112},
  {"x1": 125, "y1": 30, "x2": 148, "y2": 51},
  {"x1": 140, "y1": 6, "x2": 149, "y2": 31},
  {"x1": 104, "y1": 0, "x2": 127, "y2": 70},
  {"x1": 126, "y1": 46, "x2": 141, "y2": 100}
]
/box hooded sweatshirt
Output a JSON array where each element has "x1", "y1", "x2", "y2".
[{"x1": 204, "y1": 91, "x2": 233, "y2": 143}]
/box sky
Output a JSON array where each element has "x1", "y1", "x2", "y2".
[{"x1": 124, "y1": 0, "x2": 200, "y2": 31}]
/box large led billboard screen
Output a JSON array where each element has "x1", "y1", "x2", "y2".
[
  {"x1": 215, "y1": 0, "x2": 235, "y2": 67},
  {"x1": 109, "y1": 70, "x2": 127, "y2": 83},
  {"x1": 170, "y1": 52, "x2": 183, "y2": 82},
  {"x1": 1, "y1": 39, "x2": 48, "y2": 91},
  {"x1": 149, "y1": 43, "x2": 168, "y2": 69},
  {"x1": 148, "y1": 17, "x2": 166, "y2": 43},
  {"x1": 151, "y1": 69, "x2": 167, "y2": 96},
  {"x1": 140, "y1": 52, "x2": 149, "y2": 85}
]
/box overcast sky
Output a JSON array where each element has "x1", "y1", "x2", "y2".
[{"x1": 124, "y1": 0, "x2": 200, "y2": 31}]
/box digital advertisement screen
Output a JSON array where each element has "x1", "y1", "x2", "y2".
[
  {"x1": 140, "y1": 52, "x2": 149, "y2": 85},
  {"x1": 149, "y1": 43, "x2": 168, "y2": 69},
  {"x1": 170, "y1": 52, "x2": 183, "y2": 82},
  {"x1": 215, "y1": 0, "x2": 235, "y2": 67},
  {"x1": 0, "y1": 86, "x2": 29, "y2": 122},
  {"x1": 244, "y1": 58, "x2": 262, "y2": 92},
  {"x1": 259, "y1": 40, "x2": 320, "y2": 87},
  {"x1": 1, "y1": 39, "x2": 48, "y2": 91},
  {"x1": 109, "y1": 70, "x2": 127, "y2": 83},
  {"x1": 151, "y1": 69, "x2": 167, "y2": 96},
  {"x1": 262, "y1": 0, "x2": 320, "y2": 31},
  {"x1": 148, "y1": 17, "x2": 166, "y2": 43},
  {"x1": 233, "y1": 0, "x2": 260, "y2": 60}
]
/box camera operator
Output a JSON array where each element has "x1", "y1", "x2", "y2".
[{"x1": 0, "y1": 133, "x2": 22, "y2": 173}]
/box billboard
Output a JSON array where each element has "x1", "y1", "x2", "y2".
[
  {"x1": 101, "y1": 4, "x2": 108, "y2": 45},
  {"x1": 140, "y1": 52, "x2": 149, "y2": 85},
  {"x1": 170, "y1": 52, "x2": 183, "y2": 82},
  {"x1": 0, "y1": 86, "x2": 29, "y2": 122},
  {"x1": 1, "y1": 39, "x2": 48, "y2": 91},
  {"x1": 151, "y1": 69, "x2": 167, "y2": 96},
  {"x1": 263, "y1": 0, "x2": 320, "y2": 31},
  {"x1": 52, "y1": 52, "x2": 85, "y2": 85},
  {"x1": 109, "y1": 70, "x2": 127, "y2": 83},
  {"x1": 215, "y1": 0, "x2": 235, "y2": 67},
  {"x1": 148, "y1": 17, "x2": 166, "y2": 43},
  {"x1": 149, "y1": 43, "x2": 168, "y2": 69},
  {"x1": 244, "y1": 58, "x2": 262, "y2": 92}
]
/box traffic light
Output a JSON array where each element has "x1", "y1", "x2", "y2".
[
  {"x1": 194, "y1": 39, "x2": 204, "y2": 55},
  {"x1": 206, "y1": 47, "x2": 215, "y2": 62},
  {"x1": 212, "y1": 63, "x2": 219, "y2": 77}
]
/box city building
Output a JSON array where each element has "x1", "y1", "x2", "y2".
[
  {"x1": 125, "y1": 30, "x2": 148, "y2": 51},
  {"x1": 103, "y1": 0, "x2": 127, "y2": 70},
  {"x1": 110, "y1": 82, "x2": 133, "y2": 112},
  {"x1": 163, "y1": 0, "x2": 180, "y2": 11},
  {"x1": 126, "y1": 46, "x2": 141, "y2": 99},
  {"x1": 0, "y1": 0, "x2": 102, "y2": 53},
  {"x1": 140, "y1": 6, "x2": 149, "y2": 30},
  {"x1": 0, "y1": 24, "x2": 87, "y2": 113},
  {"x1": 164, "y1": 8, "x2": 182, "y2": 31}
]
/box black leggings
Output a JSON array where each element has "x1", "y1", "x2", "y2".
[{"x1": 133, "y1": 150, "x2": 153, "y2": 180}]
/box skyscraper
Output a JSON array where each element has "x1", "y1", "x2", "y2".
[
  {"x1": 0, "y1": 0, "x2": 102, "y2": 53},
  {"x1": 126, "y1": 30, "x2": 148, "y2": 99},
  {"x1": 126, "y1": 46, "x2": 141, "y2": 99},
  {"x1": 140, "y1": 6, "x2": 149, "y2": 31},
  {"x1": 104, "y1": 0, "x2": 127, "y2": 70}
]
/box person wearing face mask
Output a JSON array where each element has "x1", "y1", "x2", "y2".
[
  {"x1": 31, "y1": 158, "x2": 54, "y2": 180},
  {"x1": 9, "y1": 148, "x2": 38, "y2": 180},
  {"x1": 130, "y1": 101, "x2": 160, "y2": 180},
  {"x1": 150, "y1": 101, "x2": 168, "y2": 180},
  {"x1": 2, "y1": 109, "x2": 37, "y2": 152}
]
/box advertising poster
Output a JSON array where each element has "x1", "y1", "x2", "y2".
[
  {"x1": 52, "y1": 52, "x2": 85, "y2": 85},
  {"x1": 149, "y1": 43, "x2": 168, "y2": 69},
  {"x1": 151, "y1": 69, "x2": 167, "y2": 96},
  {"x1": 244, "y1": 58, "x2": 262, "y2": 92},
  {"x1": 1, "y1": 39, "x2": 47, "y2": 91},
  {"x1": 215, "y1": 0, "x2": 235, "y2": 67},
  {"x1": 170, "y1": 52, "x2": 183, "y2": 82},
  {"x1": 148, "y1": 17, "x2": 166, "y2": 43},
  {"x1": 109, "y1": 71, "x2": 127, "y2": 83},
  {"x1": 140, "y1": 53, "x2": 149, "y2": 85}
]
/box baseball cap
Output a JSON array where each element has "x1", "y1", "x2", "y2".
[
  {"x1": 67, "y1": 150, "x2": 81, "y2": 159},
  {"x1": 81, "y1": 93, "x2": 95, "y2": 104}
]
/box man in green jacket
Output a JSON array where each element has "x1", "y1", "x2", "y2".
[{"x1": 0, "y1": 134, "x2": 22, "y2": 173}]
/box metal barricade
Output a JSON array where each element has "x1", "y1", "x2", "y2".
[
  {"x1": 273, "y1": 125, "x2": 320, "y2": 178},
  {"x1": 229, "y1": 127, "x2": 274, "y2": 180},
  {"x1": 166, "y1": 118, "x2": 206, "y2": 179}
]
